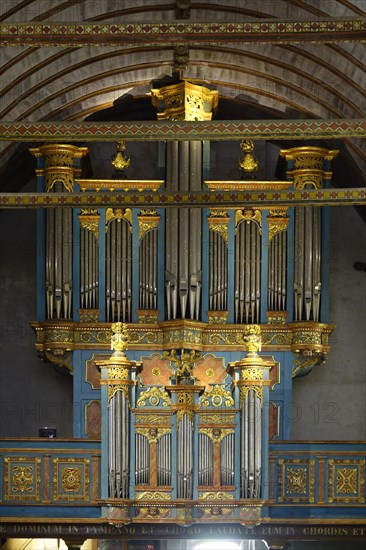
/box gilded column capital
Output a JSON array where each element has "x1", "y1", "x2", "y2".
[
  {"x1": 29, "y1": 143, "x2": 88, "y2": 192},
  {"x1": 280, "y1": 146, "x2": 339, "y2": 189}
]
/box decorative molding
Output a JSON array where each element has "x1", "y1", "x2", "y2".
[
  {"x1": 136, "y1": 386, "x2": 171, "y2": 408},
  {"x1": 328, "y1": 459, "x2": 365, "y2": 504},
  {"x1": 77, "y1": 179, "x2": 163, "y2": 192},
  {"x1": 4, "y1": 457, "x2": 41, "y2": 501},
  {"x1": 200, "y1": 385, "x2": 234, "y2": 408},
  {"x1": 199, "y1": 491, "x2": 235, "y2": 501},
  {"x1": 267, "y1": 214, "x2": 289, "y2": 242},
  {"x1": 3, "y1": 188, "x2": 365, "y2": 210},
  {"x1": 135, "y1": 427, "x2": 171, "y2": 444},
  {"x1": 1, "y1": 20, "x2": 365, "y2": 47},
  {"x1": 31, "y1": 320, "x2": 336, "y2": 353},
  {"x1": 278, "y1": 459, "x2": 315, "y2": 503},
  {"x1": 206, "y1": 180, "x2": 291, "y2": 191},
  {"x1": 136, "y1": 310, "x2": 159, "y2": 324},
  {"x1": 135, "y1": 491, "x2": 172, "y2": 501},
  {"x1": 207, "y1": 211, "x2": 229, "y2": 243},
  {"x1": 235, "y1": 208, "x2": 262, "y2": 230},
  {"x1": 198, "y1": 411, "x2": 236, "y2": 425},
  {"x1": 79, "y1": 309, "x2": 100, "y2": 323},
  {"x1": 78, "y1": 209, "x2": 100, "y2": 240},
  {"x1": 0, "y1": 120, "x2": 365, "y2": 142},
  {"x1": 269, "y1": 402, "x2": 280, "y2": 441},
  {"x1": 53, "y1": 457, "x2": 90, "y2": 502},
  {"x1": 134, "y1": 411, "x2": 172, "y2": 426},
  {"x1": 138, "y1": 212, "x2": 160, "y2": 240},
  {"x1": 85, "y1": 400, "x2": 101, "y2": 439},
  {"x1": 85, "y1": 353, "x2": 104, "y2": 389},
  {"x1": 105, "y1": 207, "x2": 132, "y2": 230},
  {"x1": 207, "y1": 311, "x2": 229, "y2": 324},
  {"x1": 199, "y1": 428, "x2": 234, "y2": 443}
]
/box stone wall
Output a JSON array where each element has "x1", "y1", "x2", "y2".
[{"x1": 291, "y1": 206, "x2": 366, "y2": 440}]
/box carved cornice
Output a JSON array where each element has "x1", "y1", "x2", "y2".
[
  {"x1": 205, "y1": 180, "x2": 291, "y2": 191},
  {"x1": 31, "y1": 320, "x2": 336, "y2": 355},
  {"x1": 77, "y1": 179, "x2": 164, "y2": 192}
]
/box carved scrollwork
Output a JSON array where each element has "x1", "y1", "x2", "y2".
[
  {"x1": 136, "y1": 386, "x2": 171, "y2": 408},
  {"x1": 235, "y1": 209, "x2": 262, "y2": 231},
  {"x1": 200, "y1": 385, "x2": 234, "y2": 408}
]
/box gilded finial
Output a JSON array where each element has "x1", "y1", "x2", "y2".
[
  {"x1": 239, "y1": 140, "x2": 258, "y2": 174},
  {"x1": 111, "y1": 140, "x2": 131, "y2": 172},
  {"x1": 111, "y1": 322, "x2": 129, "y2": 357},
  {"x1": 243, "y1": 325, "x2": 261, "y2": 357}
]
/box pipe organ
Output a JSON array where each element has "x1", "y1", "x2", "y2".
[{"x1": 30, "y1": 80, "x2": 339, "y2": 525}]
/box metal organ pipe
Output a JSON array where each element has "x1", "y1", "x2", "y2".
[
  {"x1": 313, "y1": 207, "x2": 321, "y2": 321},
  {"x1": 208, "y1": 225, "x2": 228, "y2": 313},
  {"x1": 240, "y1": 389, "x2": 262, "y2": 498},
  {"x1": 294, "y1": 205, "x2": 322, "y2": 321},
  {"x1": 46, "y1": 209, "x2": 54, "y2": 319},
  {"x1": 106, "y1": 218, "x2": 132, "y2": 322},
  {"x1": 235, "y1": 220, "x2": 261, "y2": 323},
  {"x1": 268, "y1": 229, "x2": 287, "y2": 312},
  {"x1": 177, "y1": 414, "x2": 193, "y2": 499},
  {"x1": 45, "y1": 182, "x2": 73, "y2": 319},
  {"x1": 139, "y1": 228, "x2": 158, "y2": 311},
  {"x1": 135, "y1": 434, "x2": 150, "y2": 486},
  {"x1": 294, "y1": 207, "x2": 305, "y2": 321},
  {"x1": 157, "y1": 433, "x2": 171, "y2": 486},
  {"x1": 220, "y1": 433, "x2": 234, "y2": 486},
  {"x1": 198, "y1": 433, "x2": 213, "y2": 487},
  {"x1": 80, "y1": 226, "x2": 99, "y2": 310},
  {"x1": 165, "y1": 141, "x2": 202, "y2": 320}
]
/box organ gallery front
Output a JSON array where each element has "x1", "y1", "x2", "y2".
[{"x1": 24, "y1": 78, "x2": 348, "y2": 530}]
